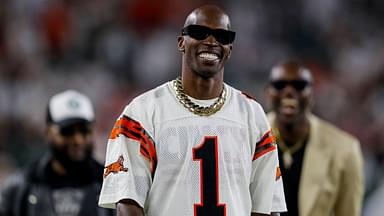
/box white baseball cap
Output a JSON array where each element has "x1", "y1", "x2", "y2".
[{"x1": 48, "y1": 90, "x2": 95, "y2": 127}]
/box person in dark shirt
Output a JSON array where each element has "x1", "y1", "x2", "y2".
[{"x1": 0, "y1": 90, "x2": 115, "y2": 216}]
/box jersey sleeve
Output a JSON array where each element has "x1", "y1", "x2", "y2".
[
  {"x1": 98, "y1": 102, "x2": 157, "y2": 209},
  {"x1": 249, "y1": 103, "x2": 282, "y2": 214},
  {"x1": 272, "y1": 165, "x2": 287, "y2": 212}
]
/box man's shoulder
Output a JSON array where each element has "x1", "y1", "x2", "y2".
[
  {"x1": 1, "y1": 169, "x2": 28, "y2": 192},
  {"x1": 117, "y1": 82, "x2": 172, "y2": 132},
  {"x1": 128, "y1": 82, "x2": 170, "y2": 106},
  {"x1": 227, "y1": 84, "x2": 263, "y2": 109},
  {"x1": 311, "y1": 114, "x2": 359, "y2": 146}
]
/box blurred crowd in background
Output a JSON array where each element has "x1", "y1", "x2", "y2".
[{"x1": 0, "y1": 0, "x2": 383, "y2": 213}]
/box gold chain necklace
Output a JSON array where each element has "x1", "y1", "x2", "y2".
[
  {"x1": 172, "y1": 77, "x2": 227, "y2": 116},
  {"x1": 272, "y1": 127, "x2": 308, "y2": 169}
]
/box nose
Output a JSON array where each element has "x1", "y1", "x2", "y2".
[
  {"x1": 203, "y1": 34, "x2": 219, "y2": 46},
  {"x1": 280, "y1": 84, "x2": 297, "y2": 97},
  {"x1": 71, "y1": 131, "x2": 88, "y2": 145}
]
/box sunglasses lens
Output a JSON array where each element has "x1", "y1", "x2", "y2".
[
  {"x1": 60, "y1": 126, "x2": 75, "y2": 136},
  {"x1": 60, "y1": 124, "x2": 91, "y2": 136},
  {"x1": 292, "y1": 80, "x2": 309, "y2": 91},
  {"x1": 182, "y1": 25, "x2": 235, "y2": 45},
  {"x1": 271, "y1": 81, "x2": 287, "y2": 90},
  {"x1": 189, "y1": 31, "x2": 208, "y2": 40},
  {"x1": 213, "y1": 29, "x2": 235, "y2": 45},
  {"x1": 182, "y1": 25, "x2": 209, "y2": 40},
  {"x1": 271, "y1": 80, "x2": 310, "y2": 91}
]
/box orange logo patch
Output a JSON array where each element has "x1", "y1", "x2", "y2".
[
  {"x1": 104, "y1": 155, "x2": 128, "y2": 178},
  {"x1": 276, "y1": 167, "x2": 282, "y2": 181}
]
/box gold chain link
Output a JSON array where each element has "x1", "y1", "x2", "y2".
[{"x1": 172, "y1": 77, "x2": 226, "y2": 116}]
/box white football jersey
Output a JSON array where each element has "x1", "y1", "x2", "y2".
[{"x1": 99, "y1": 80, "x2": 286, "y2": 215}]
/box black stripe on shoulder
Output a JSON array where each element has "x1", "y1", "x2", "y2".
[{"x1": 241, "y1": 92, "x2": 256, "y2": 101}]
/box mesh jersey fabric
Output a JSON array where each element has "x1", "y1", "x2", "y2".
[{"x1": 99, "y1": 81, "x2": 286, "y2": 215}]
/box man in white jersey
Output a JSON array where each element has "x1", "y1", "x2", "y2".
[{"x1": 98, "y1": 5, "x2": 286, "y2": 216}]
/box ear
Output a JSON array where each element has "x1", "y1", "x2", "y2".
[
  {"x1": 46, "y1": 125, "x2": 54, "y2": 142},
  {"x1": 227, "y1": 44, "x2": 233, "y2": 59},
  {"x1": 177, "y1": 36, "x2": 185, "y2": 52},
  {"x1": 308, "y1": 91, "x2": 315, "y2": 110},
  {"x1": 46, "y1": 124, "x2": 59, "y2": 142},
  {"x1": 264, "y1": 85, "x2": 276, "y2": 110},
  {"x1": 264, "y1": 84, "x2": 272, "y2": 98}
]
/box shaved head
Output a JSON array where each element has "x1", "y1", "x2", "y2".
[
  {"x1": 184, "y1": 5, "x2": 231, "y2": 30},
  {"x1": 178, "y1": 4, "x2": 233, "y2": 86},
  {"x1": 270, "y1": 60, "x2": 313, "y2": 83}
]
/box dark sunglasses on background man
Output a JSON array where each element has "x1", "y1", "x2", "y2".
[
  {"x1": 270, "y1": 80, "x2": 311, "y2": 91},
  {"x1": 60, "y1": 123, "x2": 92, "y2": 137},
  {"x1": 181, "y1": 25, "x2": 236, "y2": 45}
]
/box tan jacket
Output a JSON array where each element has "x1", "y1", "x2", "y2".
[{"x1": 268, "y1": 113, "x2": 364, "y2": 216}]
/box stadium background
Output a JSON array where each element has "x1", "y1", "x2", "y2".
[{"x1": 0, "y1": 0, "x2": 383, "y2": 213}]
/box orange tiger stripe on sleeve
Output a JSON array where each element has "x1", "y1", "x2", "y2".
[
  {"x1": 109, "y1": 115, "x2": 157, "y2": 176},
  {"x1": 276, "y1": 167, "x2": 282, "y2": 181},
  {"x1": 253, "y1": 130, "x2": 277, "y2": 160}
]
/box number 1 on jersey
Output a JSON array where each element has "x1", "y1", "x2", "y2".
[{"x1": 193, "y1": 136, "x2": 226, "y2": 216}]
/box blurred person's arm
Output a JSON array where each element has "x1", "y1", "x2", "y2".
[
  {"x1": 0, "y1": 172, "x2": 26, "y2": 216},
  {"x1": 117, "y1": 199, "x2": 144, "y2": 216},
  {"x1": 334, "y1": 140, "x2": 364, "y2": 216}
]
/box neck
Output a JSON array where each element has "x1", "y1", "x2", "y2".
[
  {"x1": 51, "y1": 159, "x2": 67, "y2": 175},
  {"x1": 181, "y1": 70, "x2": 224, "y2": 100},
  {"x1": 275, "y1": 115, "x2": 309, "y2": 145},
  {"x1": 48, "y1": 158, "x2": 97, "y2": 186},
  {"x1": 50, "y1": 156, "x2": 94, "y2": 178}
]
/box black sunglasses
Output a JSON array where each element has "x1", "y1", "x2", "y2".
[
  {"x1": 181, "y1": 25, "x2": 236, "y2": 45},
  {"x1": 60, "y1": 124, "x2": 92, "y2": 137},
  {"x1": 270, "y1": 80, "x2": 311, "y2": 91}
]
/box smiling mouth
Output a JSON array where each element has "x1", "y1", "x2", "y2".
[
  {"x1": 198, "y1": 52, "x2": 220, "y2": 61},
  {"x1": 282, "y1": 98, "x2": 298, "y2": 107},
  {"x1": 280, "y1": 98, "x2": 299, "y2": 115}
]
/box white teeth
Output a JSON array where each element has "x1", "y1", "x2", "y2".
[
  {"x1": 281, "y1": 98, "x2": 298, "y2": 108},
  {"x1": 199, "y1": 52, "x2": 219, "y2": 60}
]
